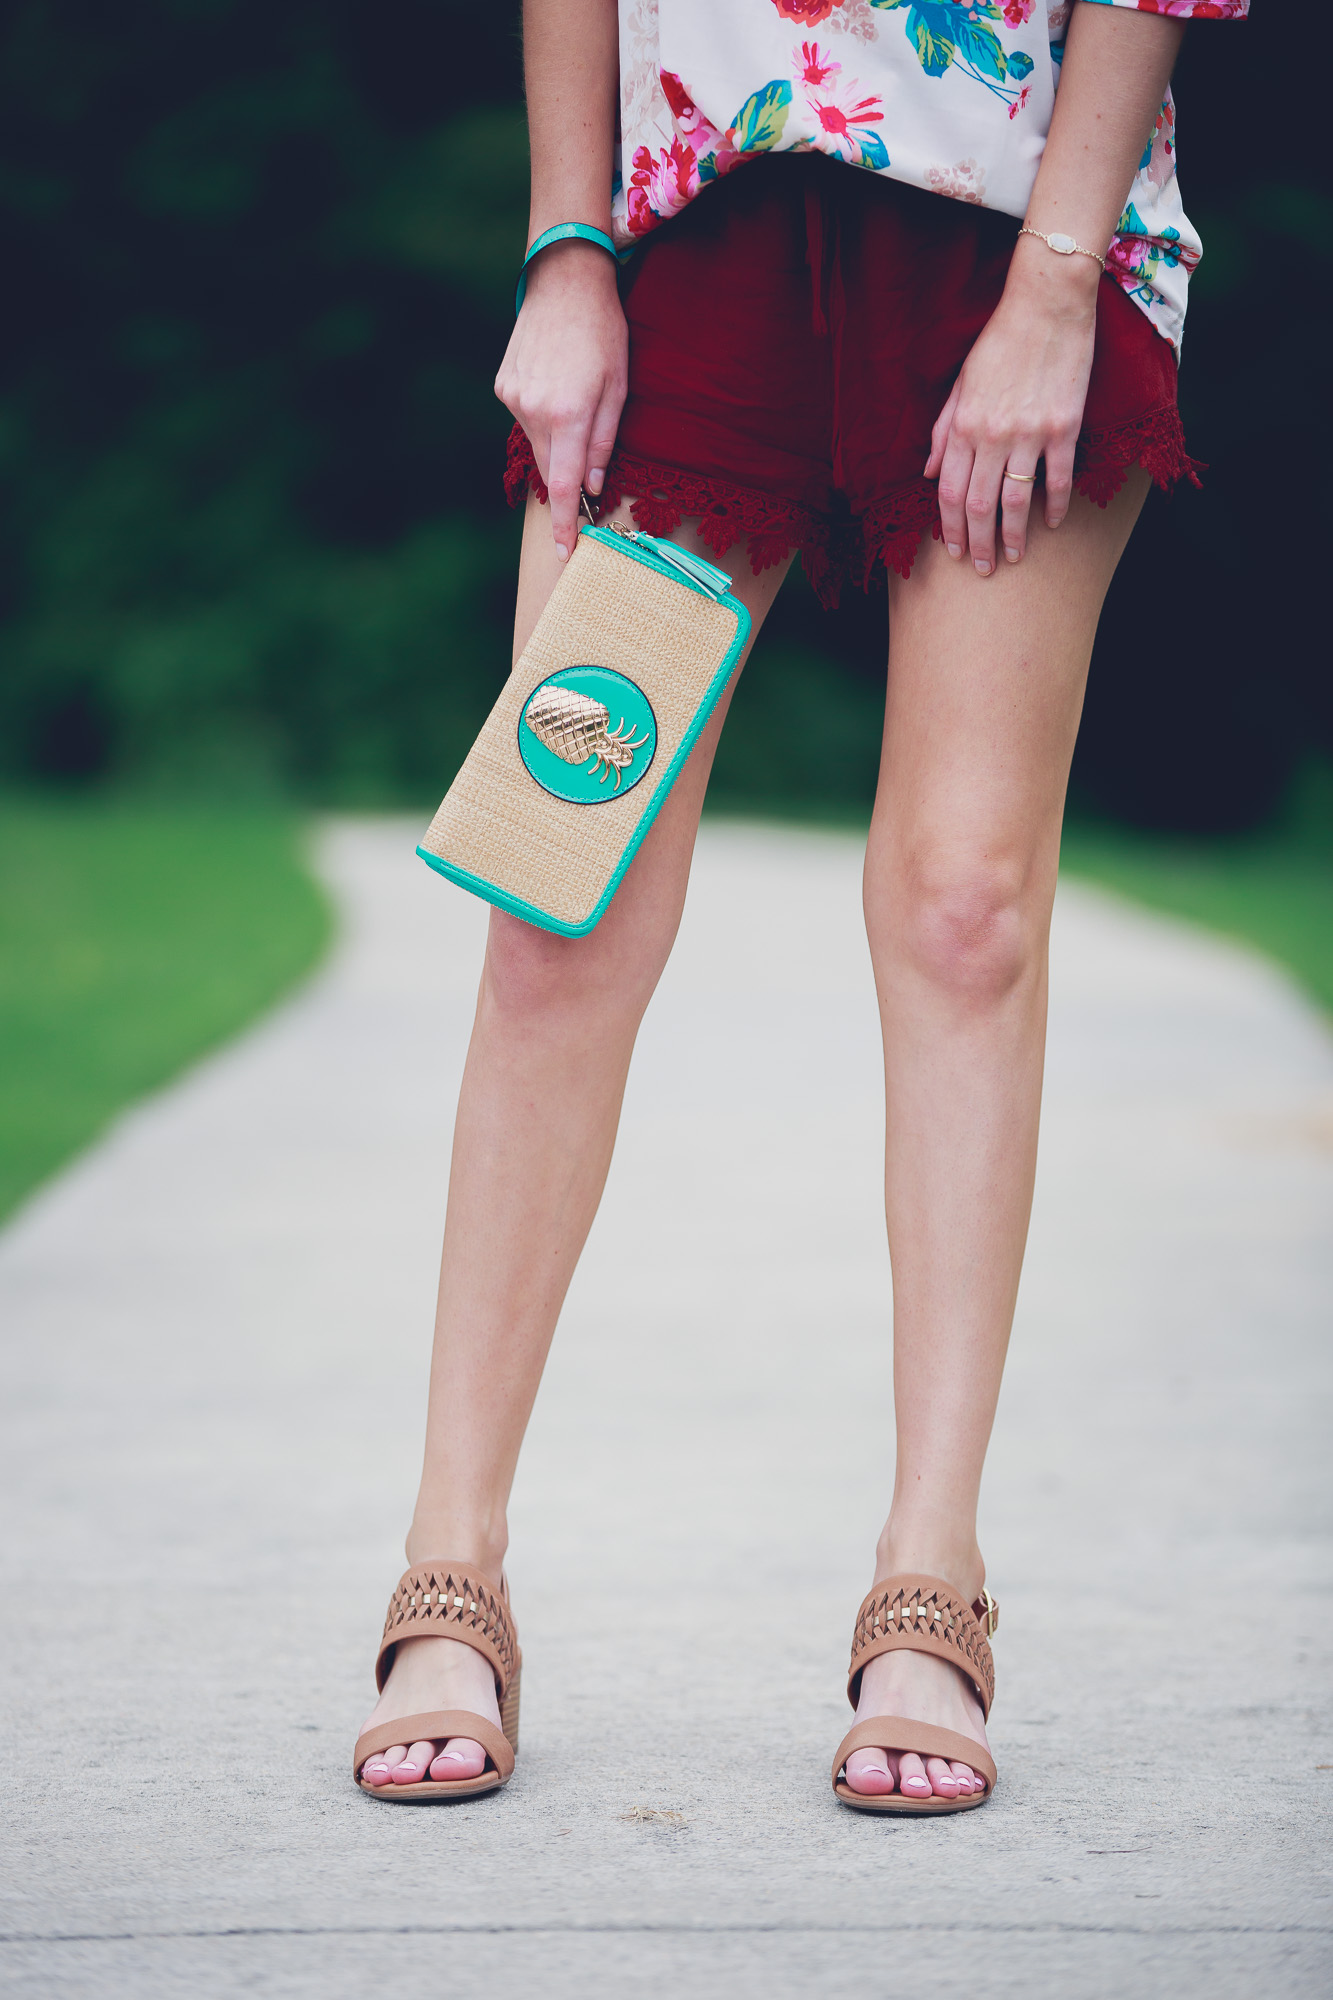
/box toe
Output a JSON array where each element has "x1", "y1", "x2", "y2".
[
  {"x1": 361, "y1": 1744, "x2": 407, "y2": 1787},
  {"x1": 949, "y1": 1760, "x2": 982, "y2": 1794},
  {"x1": 843, "y1": 1748, "x2": 895, "y2": 1796},
  {"x1": 428, "y1": 1736, "x2": 488, "y2": 1782},
  {"x1": 924, "y1": 1756, "x2": 961, "y2": 1798},
  {"x1": 895, "y1": 1752, "x2": 932, "y2": 1799},
  {"x1": 389, "y1": 1739, "x2": 437, "y2": 1785}
]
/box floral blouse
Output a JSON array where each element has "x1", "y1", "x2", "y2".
[{"x1": 614, "y1": 0, "x2": 1248, "y2": 352}]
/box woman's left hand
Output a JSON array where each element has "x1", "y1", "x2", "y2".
[{"x1": 924, "y1": 241, "x2": 1100, "y2": 576}]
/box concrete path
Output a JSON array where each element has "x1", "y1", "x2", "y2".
[{"x1": 1, "y1": 818, "x2": 1330, "y2": 2000}]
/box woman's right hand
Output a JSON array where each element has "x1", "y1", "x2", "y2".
[{"x1": 494, "y1": 242, "x2": 628, "y2": 562}]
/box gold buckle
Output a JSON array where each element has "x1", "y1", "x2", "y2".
[{"x1": 979, "y1": 1587, "x2": 997, "y2": 1638}]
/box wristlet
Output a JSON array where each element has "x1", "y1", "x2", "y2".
[
  {"x1": 514, "y1": 224, "x2": 619, "y2": 312},
  {"x1": 417, "y1": 520, "x2": 751, "y2": 936}
]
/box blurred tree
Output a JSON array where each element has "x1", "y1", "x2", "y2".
[
  {"x1": 0, "y1": 0, "x2": 527, "y2": 796},
  {"x1": 0, "y1": 1, "x2": 1324, "y2": 829},
  {"x1": 1072, "y1": 14, "x2": 1329, "y2": 831}
]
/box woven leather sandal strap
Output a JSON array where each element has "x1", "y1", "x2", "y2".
[
  {"x1": 846, "y1": 1572, "x2": 996, "y2": 1719},
  {"x1": 831, "y1": 1716, "x2": 997, "y2": 1793},
  {"x1": 353, "y1": 1709, "x2": 515, "y2": 1781},
  {"x1": 375, "y1": 1560, "x2": 518, "y2": 1698}
]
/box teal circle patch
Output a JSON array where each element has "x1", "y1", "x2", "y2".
[{"x1": 518, "y1": 666, "x2": 658, "y2": 805}]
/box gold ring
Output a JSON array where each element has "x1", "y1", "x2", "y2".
[{"x1": 1003, "y1": 469, "x2": 1039, "y2": 483}]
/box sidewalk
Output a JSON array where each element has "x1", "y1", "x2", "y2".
[{"x1": 1, "y1": 817, "x2": 1329, "y2": 1998}]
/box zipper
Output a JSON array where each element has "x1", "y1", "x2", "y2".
[{"x1": 601, "y1": 519, "x2": 733, "y2": 601}]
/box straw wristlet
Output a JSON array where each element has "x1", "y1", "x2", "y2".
[{"x1": 418, "y1": 521, "x2": 750, "y2": 936}]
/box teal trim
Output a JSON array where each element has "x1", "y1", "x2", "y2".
[
  {"x1": 417, "y1": 534, "x2": 751, "y2": 936},
  {"x1": 515, "y1": 224, "x2": 618, "y2": 313},
  {"x1": 581, "y1": 523, "x2": 733, "y2": 599}
]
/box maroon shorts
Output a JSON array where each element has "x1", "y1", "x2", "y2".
[{"x1": 506, "y1": 151, "x2": 1198, "y2": 605}]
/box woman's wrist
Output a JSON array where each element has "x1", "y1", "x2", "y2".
[
  {"x1": 521, "y1": 235, "x2": 621, "y2": 304},
  {"x1": 1003, "y1": 229, "x2": 1103, "y2": 318}
]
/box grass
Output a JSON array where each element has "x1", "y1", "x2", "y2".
[
  {"x1": 1060, "y1": 770, "x2": 1333, "y2": 1020},
  {"x1": 709, "y1": 761, "x2": 1333, "y2": 1021},
  {"x1": 0, "y1": 778, "x2": 1326, "y2": 1231},
  {"x1": 0, "y1": 800, "x2": 332, "y2": 1223}
]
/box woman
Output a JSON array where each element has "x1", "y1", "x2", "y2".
[{"x1": 352, "y1": 0, "x2": 1244, "y2": 1811}]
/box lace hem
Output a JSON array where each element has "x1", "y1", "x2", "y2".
[
  {"x1": 854, "y1": 480, "x2": 943, "y2": 588},
  {"x1": 1074, "y1": 400, "x2": 1204, "y2": 507},
  {"x1": 505, "y1": 424, "x2": 832, "y2": 583},
  {"x1": 505, "y1": 415, "x2": 1202, "y2": 601}
]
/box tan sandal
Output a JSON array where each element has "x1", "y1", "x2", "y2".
[
  {"x1": 353, "y1": 1559, "x2": 521, "y2": 1802},
  {"x1": 831, "y1": 1573, "x2": 998, "y2": 1815}
]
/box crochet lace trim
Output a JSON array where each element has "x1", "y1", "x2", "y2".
[
  {"x1": 1073, "y1": 399, "x2": 1204, "y2": 507},
  {"x1": 505, "y1": 425, "x2": 824, "y2": 569},
  {"x1": 505, "y1": 413, "x2": 1201, "y2": 603}
]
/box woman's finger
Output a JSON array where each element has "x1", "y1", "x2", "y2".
[
  {"x1": 924, "y1": 378, "x2": 962, "y2": 480},
  {"x1": 545, "y1": 419, "x2": 590, "y2": 560},
  {"x1": 936, "y1": 429, "x2": 975, "y2": 559},
  {"x1": 999, "y1": 456, "x2": 1040, "y2": 565},
  {"x1": 964, "y1": 448, "x2": 1006, "y2": 576},
  {"x1": 585, "y1": 379, "x2": 625, "y2": 500},
  {"x1": 1043, "y1": 437, "x2": 1077, "y2": 531}
]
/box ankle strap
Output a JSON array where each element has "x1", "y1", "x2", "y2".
[
  {"x1": 376, "y1": 1559, "x2": 518, "y2": 1697},
  {"x1": 847, "y1": 1574, "x2": 997, "y2": 1719}
]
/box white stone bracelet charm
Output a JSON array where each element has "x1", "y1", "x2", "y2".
[{"x1": 1018, "y1": 225, "x2": 1107, "y2": 271}]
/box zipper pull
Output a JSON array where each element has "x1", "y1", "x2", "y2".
[{"x1": 605, "y1": 520, "x2": 731, "y2": 598}]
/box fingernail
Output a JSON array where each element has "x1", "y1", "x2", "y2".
[
  {"x1": 974, "y1": 560, "x2": 992, "y2": 576},
  {"x1": 555, "y1": 543, "x2": 569, "y2": 562},
  {"x1": 587, "y1": 469, "x2": 604, "y2": 495},
  {"x1": 947, "y1": 543, "x2": 961, "y2": 559},
  {"x1": 1005, "y1": 547, "x2": 1020, "y2": 563}
]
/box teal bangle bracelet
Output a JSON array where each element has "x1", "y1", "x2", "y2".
[{"x1": 515, "y1": 224, "x2": 618, "y2": 314}]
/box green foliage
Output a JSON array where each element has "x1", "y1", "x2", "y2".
[
  {"x1": 0, "y1": 1, "x2": 1324, "y2": 838},
  {"x1": 0, "y1": 801, "x2": 331, "y2": 1218},
  {"x1": 1062, "y1": 762, "x2": 1333, "y2": 1019},
  {"x1": 0, "y1": 2, "x2": 527, "y2": 800},
  {"x1": 709, "y1": 643, "x2": 884, "y2": 815}
]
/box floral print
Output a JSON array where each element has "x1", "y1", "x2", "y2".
[
  {"x1": 612, "y1": 0, "x2": 1247, "y2": 352},
  {"x1": 798, "y1": 43, "x2": 889, "y2": 166},
  {"x1": 927, "y1": 157, "x2": 987, "y2": 203},
  {"x1": 1123, "y1": 0, "x2": 1245, "y2": 12},
  {"x1": 868, "y1": 0, "x2": 1036, "y2": 111},
  {"x1": 773, "y1": 0, "x2": 842, "y2": 18}
]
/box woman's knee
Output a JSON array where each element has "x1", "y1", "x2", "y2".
[
  {"x1": 868, "y1": 847, "x2": 1044, "y2": 1004},
  {"x1": 480, "y1": 906, "x2": 670, "y2": 1031}
]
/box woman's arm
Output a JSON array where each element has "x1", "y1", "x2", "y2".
[
  {"x1": 495, "y1": 0, "x2": 624, "y2": 563},
  {"x1": 925, "y1": 0, "x2": 1186, "y2": 575}
]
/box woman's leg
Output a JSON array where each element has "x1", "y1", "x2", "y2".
[
  {"x1": 361, "y1": 498, "x2": 792, "y2": 1786},
  {"x1": 844, "y1": 474, "x2": 1149, "y2": 1801}
]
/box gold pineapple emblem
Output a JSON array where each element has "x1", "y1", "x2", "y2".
[{"x1": 524, "y1": 683, "x2": 650, "y2": 791}]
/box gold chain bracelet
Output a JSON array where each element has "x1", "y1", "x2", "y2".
[{"x1": 1017, "y1": 225, "x2": 1107, "y2": 271}]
